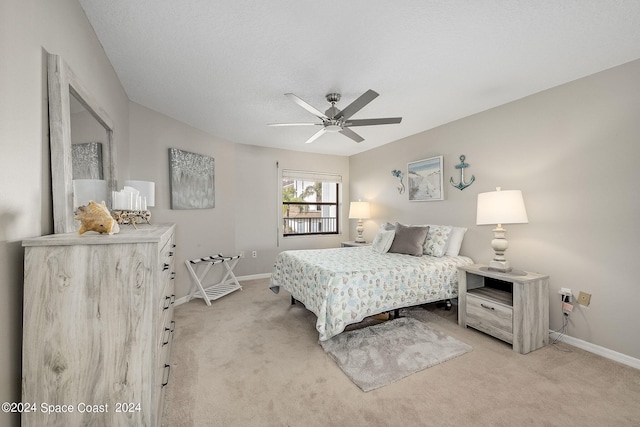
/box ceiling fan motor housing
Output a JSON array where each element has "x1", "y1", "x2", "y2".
[
  {"x1": 326, "y1": 93, "x2": 341, "y2": 103},
  {"x1": 325, "y1": 93, "x2": 342, "y2": 120}
]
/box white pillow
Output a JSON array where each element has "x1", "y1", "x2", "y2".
[
  {"x1": 380, "y1": 222, "x2": 396, "y2": 231},
  {"x1": 371, "y1": 229, "x2": 396, "y2": 253},
  {"x1": 422, "y1": 224, "x2": 452, "y2": 257},
  {"x1": 445, "y1": 227, "x2": 467, "y2": 257}
]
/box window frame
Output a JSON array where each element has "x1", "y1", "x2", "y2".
[{"x1": 280, "y1": 170, "x2": 342, "y2": 238}]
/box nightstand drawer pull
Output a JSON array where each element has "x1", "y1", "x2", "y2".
[{"x1": 480, "y1": 303, "x2": 495, "y2": 311}]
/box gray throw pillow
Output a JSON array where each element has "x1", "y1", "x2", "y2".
[{"x1": 388, "y1": 223, "x2": 430, "y2": 256}]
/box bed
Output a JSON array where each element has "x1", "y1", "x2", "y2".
[{"x1": 269, "y1": 236, "x2": 473, "y2": 341}]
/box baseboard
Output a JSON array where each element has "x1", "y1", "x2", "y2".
[
  {"x1": 174, "y1": 295, "x2": 190, "y2": 306},
  {"x1": 174, "y1": 273, "x2": 272, "y2": 306},
  {"x1": 237, "y1": 273, "x2": 272, "y2": 281},
  {"x1": 549, "y1": 331, "x2": 640, "y2": 370}
]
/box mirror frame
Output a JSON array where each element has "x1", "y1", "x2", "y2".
[{"x1": 47, "y1": 53, "x2": 117, "y2": 233}]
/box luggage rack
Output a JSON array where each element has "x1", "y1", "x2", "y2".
[{"x1": 185, "y1": 254, "x2": 242, "y2": 305}]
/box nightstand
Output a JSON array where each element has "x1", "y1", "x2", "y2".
[
  {"x1": 341, "y1": 241, "x2": 371, "y2": 247},
  {"x1": 457, "y1": 264, "x2": 549, "y2": 354}
]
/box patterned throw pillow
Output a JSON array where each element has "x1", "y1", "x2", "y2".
[
  {"x1": 371, "y1": 229, "x2": 396, "y2": 253},
  {"x1": 423, "y1": 225, "x2": 453, "y2": 257}
]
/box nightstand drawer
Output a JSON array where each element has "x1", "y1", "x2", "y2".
[{"x1": 466, "y1": 293, "x2": 513, "y2": 344}]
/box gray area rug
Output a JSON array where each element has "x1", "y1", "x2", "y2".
[{"x1": 320, "y1": 317, "x2": 472, "y2": 392}]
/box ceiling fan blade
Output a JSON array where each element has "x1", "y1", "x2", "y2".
[
  {"x1": 335, "y1": 89, "x2": 379, "y2": 120},
  {"x1": 345, "y1": 117, "x2": 403, "y2": 127},
  {"x1": 285, "y1": 93, "x2": 329, "y2": 120},
  {"x1": 339, "y1": 127, "x2": 364, "y2": 143},
  {"x1": 268, "y1": 122, "x2": 322, "y2": 127},
  {"x1": 305, "y1": 127, "x2": 327, "y2": 144}
]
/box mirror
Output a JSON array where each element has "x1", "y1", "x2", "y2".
[{"x1": 47, "y1": 53, "x2": 116, "y2": 233}]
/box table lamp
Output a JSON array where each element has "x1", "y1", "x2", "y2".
[
  {"x1": 476, "y1": 187, "x2": 528, "y2": 272},
  {"x1": 349, "y1": 201, "x2": 371, "y2": 243}
]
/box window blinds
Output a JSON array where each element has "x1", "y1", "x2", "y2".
[{"x1": 281, "y1": 169, "x2": 342, "y2": 183}]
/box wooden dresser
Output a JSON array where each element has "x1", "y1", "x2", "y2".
[{"x1": 21, "y1": 224, "x2": 176, "y2": 426}]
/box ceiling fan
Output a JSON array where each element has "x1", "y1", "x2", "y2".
[{"x1": 269, "y1": 89, "x2": 402, "y2": 144}]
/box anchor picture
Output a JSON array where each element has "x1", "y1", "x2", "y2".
[{"x1": 450, "y1": 155, "x2": 475, "y2": 190}]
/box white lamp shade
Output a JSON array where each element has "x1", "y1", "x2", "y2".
[
  {"x1": 73, "y1": 179, "x2": 108, "y2": 208},
  {"x1": 476, "y1": 189, "x2": 528, "y2": 225},
  {"x1": 124, "y1": 180, "x2": 155, "y2": 207},
  {"x1": 349, "y1": 201, "x2": 371, "y2": 219}
]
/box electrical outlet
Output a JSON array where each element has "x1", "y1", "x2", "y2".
[
  {"x1": 252, "y1": 251, "x2": 257, "y2": 258},
  {"x1": 577, "y1": 291, "x2": 591, "y2": 306},
  {"x1": 558, "y1": 288, "x2": 572, "y2": 302}
]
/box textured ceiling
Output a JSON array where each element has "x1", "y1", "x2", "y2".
[{"x1": 78, "y1": 0, "x2": 640, "y2": 156}]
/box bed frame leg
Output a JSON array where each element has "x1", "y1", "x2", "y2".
[
  {"x1": 436, "y1": 299, "x2": 453, "y2": 310},
  {"x1": 291, "y1": 296, "x2": 295, "y2": 305},
  {"x1": 393, "y1": 308, "x2": 400, "y2": 319}
]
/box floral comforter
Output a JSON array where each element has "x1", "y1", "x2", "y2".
[{"x1": 269, "y1": 246, "x2": 473, "y2": 341}]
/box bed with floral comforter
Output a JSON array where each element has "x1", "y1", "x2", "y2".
[{"x1": 269, "y1": 246, "x2": 473, "y2": 341}]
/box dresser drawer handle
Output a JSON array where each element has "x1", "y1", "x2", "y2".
[
  {"x1": 163, "y1": 263, "x2": 170, "y2": 271},
  {"x1": 162, "y1": 320, "x2": 176, "y2": 346},
  {"x1": 162, "y1": 364, "x2": 171, "y2": 387},
  {"x1": 480, "y1": 303, "x2": 495, "y2": 311},
  {"x1": 163, "y1": 296, "x2": 172, "y2": 310},
  {"x1": 169, "y1": 251, "x2": 174, "y2": 257},
  {"x1": 170, "y1": 272, "x2": 176, "y2": 280}
]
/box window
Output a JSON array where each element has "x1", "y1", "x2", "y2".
[{"x1": 281, "y1": 170, "x2": 341, "y2": 236}]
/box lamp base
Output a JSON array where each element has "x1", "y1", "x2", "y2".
[
  {"x1": 354, "y1": 219, "x2": 365, "y2": 243},
  {"x1": 488, "y1": 259, "x2": 512, "y2": 273},
  {"x1": 488, "y1": 225, "x2": 512, "y2": 272}
]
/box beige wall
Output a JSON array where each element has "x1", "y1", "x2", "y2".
[
  {"x1": 349, "y1": 59, "x2": 640, "y2": 360},
  {"x1": 128, "y1": 103, "x2": 350, "y2": 297},
  {"x1": 0, "y1": 0, "x2": 129, "y2": 424},
  {"x1": 233, "y1": 143, "x2": 350, "y2": 276},
  {"x1": 128, "y1": 102, "x2": 238, "y2": 298}
]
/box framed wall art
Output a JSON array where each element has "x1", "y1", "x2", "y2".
[
  {"x1": 407, "y1": 156, "x2": 444, "y2": 201},
  {"x1": 169, "y1": 148, "x2": 215, "y2": 209},
  {"x1": 72, "y1": 142, "x2": 103, "y2": 180}
]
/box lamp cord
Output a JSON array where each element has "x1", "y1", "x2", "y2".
[{"x1": 550, "y1": 302, "x2": 572, "y2": 353}]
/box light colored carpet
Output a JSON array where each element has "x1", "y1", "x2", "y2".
[
  {"x1": 321, "y1": 317, "x2": 472, "y2": 391},
  {"x1": 163, "y1": 279, "x2": 640, "y2": 427}
]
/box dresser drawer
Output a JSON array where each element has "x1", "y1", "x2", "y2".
[{"x1": 466, "y1": 293, "x2": 513, "y2": 344}]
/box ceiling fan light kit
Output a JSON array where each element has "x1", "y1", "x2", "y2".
[{"x1": 269, "y1": 89, "x2": 402, "y2": 144}]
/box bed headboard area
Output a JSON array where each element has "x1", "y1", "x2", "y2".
[{"x1": 372, "y1": 222, "x2": 467, "y2": 257}]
